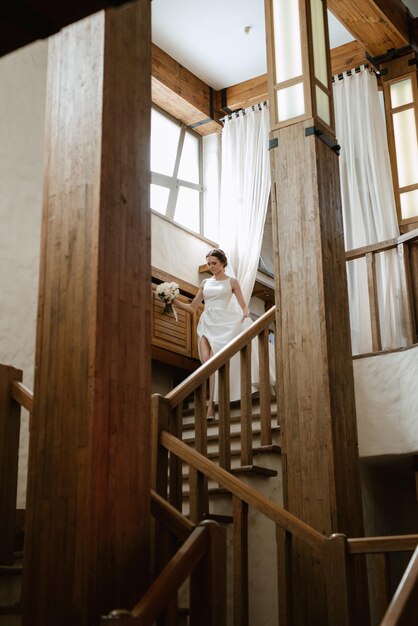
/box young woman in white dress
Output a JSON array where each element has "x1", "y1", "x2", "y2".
[{"x1": 173, "y1": 248, "x2": 252, "y2": 418}]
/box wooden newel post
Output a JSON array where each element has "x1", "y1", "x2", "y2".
[
  {"x1": 0, "y1": 364, "x2": 22, "y2": 565},
  {"x1": 324, "y1": 534, "x2": 352, "y2": 626}
]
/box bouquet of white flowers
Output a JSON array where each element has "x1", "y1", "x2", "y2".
[{"x1": 155, "y1": 281, "x2": 180, "y2": 320}]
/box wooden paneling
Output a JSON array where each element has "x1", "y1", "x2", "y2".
[
  {"x1": 328, "y1": 0, "x2": 410, "y2": 56},
  {"x1": 331, "y1": 41, "x2": 368, "y2": 76},
  {"x1": 0, "y1": 365, "x2": 22, "y2": 565},
  {"x1": 22, "y1": 4, "x2": 151, "y2": 625},
  {"x1": 152, "y1": 285, "x2": 192, "y2": 357},
  {"x1": 152, "y1": 44, "x2": 220, "y2": 136}
]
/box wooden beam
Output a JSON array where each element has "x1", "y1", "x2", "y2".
[
  {"x1": 152, "y1": 44, "x2": 220, "y2": 136},
  {"x1": 331, "y1": 41, "x2": 369, "y2": 76},
  {"x1": 22, "y1": 4, "x2": 151, "y2": 625},
  {"x1": 328, "y1": 0, "x2": 411, "y2": 56}
]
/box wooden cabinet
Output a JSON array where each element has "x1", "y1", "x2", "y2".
[{"x1": 151, "y1": 283, "x2": 203, "y2": 365}]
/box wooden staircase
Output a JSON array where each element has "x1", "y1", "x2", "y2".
[{"x1": 180, "y1": 393, "x2": 280, "y2": 501}]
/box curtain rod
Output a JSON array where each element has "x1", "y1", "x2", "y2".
[
  {"x1": 220, "y1": 100, "x2": 268, "y2": 123},
  {"x1": 332, "y1": 63, "x2": 379, "y2": 82}
]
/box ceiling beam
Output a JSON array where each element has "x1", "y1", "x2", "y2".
[
  {"x1": 328, "y1": 0, "x2": 413, "y2": 56},
  {"x1": 151, "y1": 44, "x2": 220, "y2": 136}
]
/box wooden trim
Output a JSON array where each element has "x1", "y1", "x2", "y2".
[
  {"x1": 160, "y1": 431, "x2": 327, "y2": 548},
  {"x1": 348, "y1": 535, "x2": 418, "y2": 554},
  {"x1": 10, "y1": 380, "x2": 33, "y2": 413}
]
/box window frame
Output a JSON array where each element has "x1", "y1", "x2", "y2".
[{"x1": 151, "y1": 105, "x2": 204, "y2": 235}]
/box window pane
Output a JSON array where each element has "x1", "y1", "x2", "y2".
[
  {"x1": 151, "y1": 109, "x2": 180, "y2": 176},
  {"x1": 393, "y1": 108, "x2": 418, "y2": 188},
  {"x1": 178, "y1": 132, "x2": 199, "y2": 184},
  {"x1": 400, "y1": 189, "x2": 418, "y2": 220},
  {"x1": 310, "y1": 0, "x2": 328, "y2": 87},
  {"x1": 315, "y1": 85, "x2": 330, "y2": 125},
  {"x1": 390, "y1": 78, "x2": 413, "y2": 109},
  {"x1": 277, "y1": 82, "x2": 304, "y2": 122},
  {"x1": 151, "y1": 184, "x2": 170, "y2": 215},
  {"x1": 174, "y1": 187, "x2": 200, "y2": 232},
  {"x1": 273, "y1": 0, "x2": 303, "y2": 84}
]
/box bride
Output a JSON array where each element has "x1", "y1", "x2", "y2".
[{"x1": 173, "y1": 248, "x2": 272, "y2": 418}]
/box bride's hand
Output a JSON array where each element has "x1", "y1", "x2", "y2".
[{"x1": 242, "y1": 306, "x2": 250, "y2": 320}]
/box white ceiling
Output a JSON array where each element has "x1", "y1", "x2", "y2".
[
  {"x1": 151, "y1": 0, "x2": 355, "y2": 91},
  {"x1": 152, "y1": 0, "x2": 418, "y2": 91}
]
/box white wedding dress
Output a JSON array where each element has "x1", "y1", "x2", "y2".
[{"x1": 197, "y1": 277, "x2": 275, "y2": 402}]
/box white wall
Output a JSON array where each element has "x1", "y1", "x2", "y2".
[
  {"x1": 0, "y1": 40, "x2": 48, "y2": 507},
  {"x1": 354, "y1": 345, "x2": 418, "y2": 457}
]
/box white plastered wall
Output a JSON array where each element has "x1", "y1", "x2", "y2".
[
  {"x1": 0, "y1": 40, "x2": 48, "y2": 508},
  {"x1": 354, "y1": 345, "x2": 418, "y2": 458}
]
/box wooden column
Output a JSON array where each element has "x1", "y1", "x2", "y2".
[
  {"x1": 22, "y1": 4, "x2": 151, "y2": 626},
  {"x1": 264, "y1": 1, "x2": 367, "y2": 624}
]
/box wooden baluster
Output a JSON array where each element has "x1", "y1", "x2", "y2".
[
  {"x1": 169, "y1": 403, "x2": 183, "y2": 511},
  {"x1": 398, "y1": 242, "x2": 417, "y2": 346},
  {"x1": 151, "y1": 394, "x2": 171, "y2": 498},
  {"x1": 258, "y1": 328, "x2": 272, "y2": 446},
  {"x1": 151, "y1": 394, "x2": 179, "y2": 626},
  {"x1": 233, "y1": 496, "x2": 249, "y2": 626},
  {"x1": 324, "y1": 534, "x2": 352, "y2": 626},
  {"x1": 366, "y1": 252, "x2": 382, "y2": 351},
  {"x1": 0, "y1": 365, "x2": 22, "y2": 565},
  {"x1": 240, "y1": 344, "x2": 253, "y2": 467},
  {"x1": 372, "y1": 553, "x2": 391, "y2": 623},
  {"x1": 218, "y1": 362, "x2": 231, "y2": 471},
  {"x1": 189, "y1": 382, "x2": 208, "y2": 523},
  {"x1": 276, "y1": 525, "x2": 292, "y2": 626},
  {"x1": 190, "y1": 521, "x2": 227, "y2": 626}
]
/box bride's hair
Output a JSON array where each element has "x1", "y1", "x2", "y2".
[{"x1": 206, "y1": 248, "x2": 228, "y2": 268}]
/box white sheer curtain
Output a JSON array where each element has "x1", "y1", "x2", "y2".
[
  {"x1": 219, "y1": 105, "x2": 271, "y2": 304},
  {"x1": 333, "y1": 67, "x2": 406, "y2": 354}
]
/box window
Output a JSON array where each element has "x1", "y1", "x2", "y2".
[{"x1": 151, "y1": 107, "x2": 203, "y2": 234}]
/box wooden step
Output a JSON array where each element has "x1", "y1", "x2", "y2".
[
  {"x1": 201, "y1": 513, "x2": 233, "y2": 524},
  {"x1": 182, "y1": 393, "x2": 277, "y2": 416},
  {"x1": 207, "y1": 443, "x2": 281, "y2": 460},
  {"x1": 182, "y1": 463, "x2": 277, "y2": 480},
  {"x1": 183, "y1": 425, "x2": 280, "y2": 446},
  {"x1": 182, "y1": 412, "x2": 278, "y2": 432}
]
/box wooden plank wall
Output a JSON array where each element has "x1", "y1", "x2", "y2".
[{"x1": 22, "y1": 4, "x2": 151, "y2": 625}]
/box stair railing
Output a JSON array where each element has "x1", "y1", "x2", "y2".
[
  {"x1": 345, "y1": 227, "x2": 418, "y2": 352},
  {"x1": 102, "y1": 491, "x2": 226, "y2": 626},
  {"x1": 380, "y1": 546, "x2": 418, "y2": 626},
  {"x1": 154, "y1": 305, "x2": 277, "y2": 510},
  {"x1": 2, "y1": 370, "x2": 418, "y2": 626},
  {"x1": 156, "y1": 427, "x2": 418, "y2": 626}
]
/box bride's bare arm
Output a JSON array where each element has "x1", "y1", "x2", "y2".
[
  {"x1": 230, "y1": 278, "x2": 250, "y2": 319},
  {"x1": 173, "y1": 283, "x2": 204, "y2": 314}
]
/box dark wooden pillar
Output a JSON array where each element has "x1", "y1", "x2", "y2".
[
  {"x1": 0, "y1": 364, "x2": 22, "y2": 565},
  {"x1": 22, "y1": 3, "x2": 151, "y2": 625},
  {"x1": 264, "y1": 0, "x2": 368, "y2": 624}
]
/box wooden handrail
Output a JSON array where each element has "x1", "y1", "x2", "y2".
[
  {"x1": 131, "y1": 525, "x2": 209, "y2": 623},
  {"x1": 165, "y1": 306, "x2": 276, "y2": 408},
  {"x1": 345, "y1": 228, "x2": 418, "y2": 262},
  {"x1": 150, "y1": 490, "x2": 194, "y2": 542},
  {"x1": 380, "y1": 546, "x2": 418, "y2": 626},
  {"x1": 348, "y1": 535, "x2": 418, "y2": 555},
  {"x1": 10, "y1": 381, "x2": 33, "y2": 413},
  {"x1": 160, "y1": 430, "x2": 326, "y2": 549}
]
